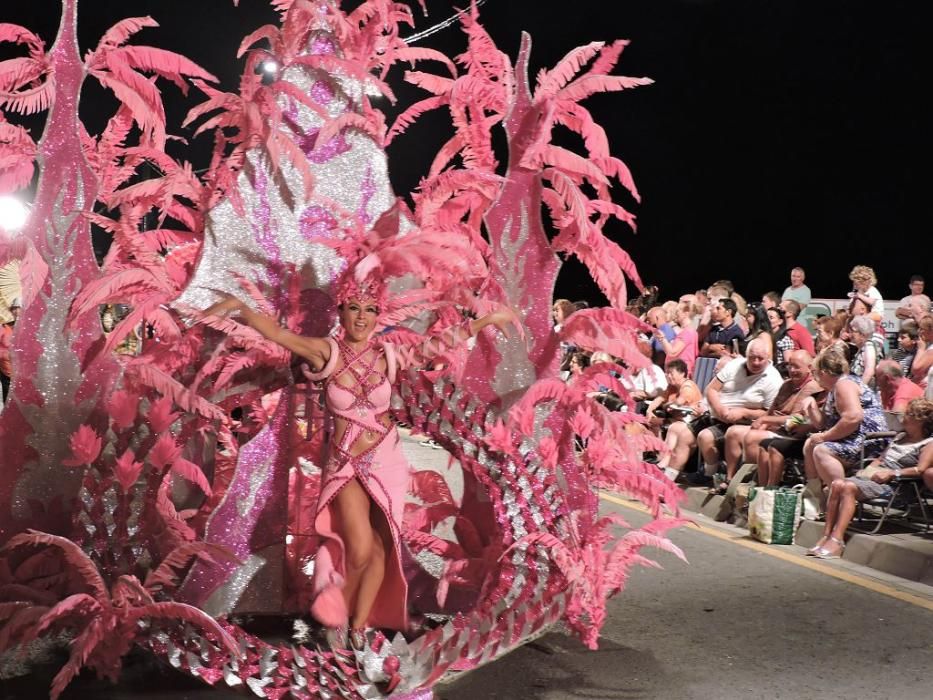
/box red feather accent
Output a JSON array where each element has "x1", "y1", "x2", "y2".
[{"x1": 3, "y1": 531, "x2": 108, "y2": 599}]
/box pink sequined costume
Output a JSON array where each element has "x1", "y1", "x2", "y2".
[{"x1": 306, "y1": 332, "x2": 430, "y2": 631}]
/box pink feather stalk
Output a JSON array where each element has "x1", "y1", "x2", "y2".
[{"x1": 0, "y1": 1, "x2": 686, "y2": 698}]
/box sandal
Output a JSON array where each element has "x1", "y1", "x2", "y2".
[
  {"x1": 806, "y1": 536, "x2": 829, "y2": 556},
  {"x1": 814, "y1": 536, "x2": 845, "y2": 560}
]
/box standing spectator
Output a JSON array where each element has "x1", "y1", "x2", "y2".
[
  {"x1": 0, "y1": 298, "x2": 19, "y2": 404},
  {"x1": 646, "y1": 306, "x2": 676, "y2": 367},
  {"x1": 700, "y1": 298, "x2": 744, "y2": 358},
  {"x1": 848, "y1": 316, "x2": 878, "y2": 387},
  {"x1": 781, "y1": 299, "x2": 815, "y2": 354},
  {"x1": 766, "y1": 306, "x2": 794, "y2": 375},
  {"x1": 782, "y1": 266, "x2": 812, "y2": 309},
  {"x1": 891, "y1": 321, "x2": 919, "y2": 377},
  {"x1": 847, "y1": 265, "x2": 884, "y2": 320},
  {"x1": 655, "y1": 302, "x2": 699, "y2": 375},
  {"x1": 762, "y1": 291, "x2": 782, "y2": 310},
  {"x1": 895, "y1": 275, "x2": 931, "y2": 324},
  {"x1": 875, "y1": 360, "x2": 924, "y2": 414}
]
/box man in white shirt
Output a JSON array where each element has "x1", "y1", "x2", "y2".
[
  {"x1": 695, "y1": 338, "x2": 782, "y2": 482},
  {"x1": 782, "y1": 267, "x2": 811, "y2": 309},
  {"x1": 895, "y1": 275, "x2": 931, "y2": 324}
]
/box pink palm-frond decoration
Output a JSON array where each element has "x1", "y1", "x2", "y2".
[
  {"x1": 0, "y1": 23, "x2": 53, "y2": 116},
  {"x1": 0, "y1": 116, "x2": 37, "y2": 193},
  {"x1": 1, "y1": 531, "x2": 238, "y2": 700},
  {"x1": 84, "y1": 16, "x2": 218, "y2": 150}
]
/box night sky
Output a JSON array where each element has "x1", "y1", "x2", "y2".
[{"x1": 2, "y1": 1, "x2": 927, "y2": 305}]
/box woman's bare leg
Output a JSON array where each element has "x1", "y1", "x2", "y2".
[
  {"x1": 333, "y1": 478, "x2": 375, "y2": 618},
  {"x1": 350, "y1": 505, "x2": 392, "y2": 630}
]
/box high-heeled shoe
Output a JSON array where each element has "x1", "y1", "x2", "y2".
[
  {"x1": 324, "y1": 625, "x2": 348, "y2": 652},
  {"x1": 349, "y1": 627, "x2": 368, "y2": 652}
]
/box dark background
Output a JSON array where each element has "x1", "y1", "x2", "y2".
[{"x1": 2, "y1": 0, "x2": 927, "y2": 305}]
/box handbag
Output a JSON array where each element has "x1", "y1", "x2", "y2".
[{"x1": 747, "y1": 485, "x2": 804, "y2": 544}]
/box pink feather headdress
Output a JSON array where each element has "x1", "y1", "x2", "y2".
[{"x1": 325, "y1": 200, "x2": 489, "y2": 321}]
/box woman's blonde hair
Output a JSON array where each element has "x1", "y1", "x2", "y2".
[
  {"x1": 814, "y1": 348, "x2": 850, "y2": 377},
  {"x1": 848, "y1": 265, "x2": 877, "y2": 287},
  {"x1": 905, "y1": 398, "x2": 933, "y2": 436}
]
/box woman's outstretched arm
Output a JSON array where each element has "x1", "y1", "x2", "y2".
[{"x1": 205, "y1": 294, "x2": 332, "y2": 370}]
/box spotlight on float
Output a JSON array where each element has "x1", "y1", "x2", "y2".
[
  {"x1": 0, "y1": 196, "x2": 29, "y2": 233},
  {"x1": 254, "y1": 56, "x2": 280, "y2": 86}
]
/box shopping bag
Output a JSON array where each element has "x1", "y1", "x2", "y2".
[{"x1": 747, "y1": 485, "x2": 803, "y2": 544}]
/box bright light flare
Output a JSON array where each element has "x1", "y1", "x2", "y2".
[{"x1": 0, "y1": 196, "x2": 29, "y2": 233}]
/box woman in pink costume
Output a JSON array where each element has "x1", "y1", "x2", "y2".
[{"x1": 208, "y1": 288, "x2": 514, "y2": 650}]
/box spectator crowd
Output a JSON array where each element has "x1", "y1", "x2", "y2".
[{"x1": 555, "y1": 265, "x2": 933, "y2": 553}]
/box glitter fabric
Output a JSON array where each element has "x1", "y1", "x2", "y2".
[
  {"x1": 173, "y1": 29, "x2": 395, "y2": 314},
  {"x1": 0, "y1": 0, "x2": 119, "y2": 540}
]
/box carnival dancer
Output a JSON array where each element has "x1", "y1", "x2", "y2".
[{"x1": 206, "y1": 277, "x2": 514, "y2": 652}]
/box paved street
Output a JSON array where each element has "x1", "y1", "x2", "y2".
[
  {"x1": 3, "y1": 435, "x2": 933, "y2": 699},
  {"x1": 439, "y1": 491, "x2": 933, "y2": 700}
]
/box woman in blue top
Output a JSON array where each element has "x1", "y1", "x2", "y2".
[{"x1": 803, "y1": 349, "x2": 889, "y2": 490}]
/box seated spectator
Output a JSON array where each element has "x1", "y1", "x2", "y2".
[
  {"x1": 848, "y1": 315, "x2": 878, "y2": 387},
  {"x1": 895, "y1": 275, "x2": 931, "y2": 325},
  {"x1": 808, "y1": 398, "x2": 933, "y2": 559},
  {"x1": 875, "y1": 359, "x2": 923, "y2": 414},
  {"x1": 780, "y1": 299, "x2": 815, "y2": 354},
  {"x1": 891, "y1": 320, "x2": 919, "y2": 376},
  {"x1": 694, "y1": 289, "x2": 709, "y2": 308},
  {"x1": 654, "y1": 301, "x2": 699, "y2": 375},
  {"x1": 663, "y1": 338, "x2": 782, "y2": 483},
  {"x1": 781, "y1": 266, "x2": 812, "y2": 309},
  {"x1": 846, "y1": 265, "x2": 884, "y2": 320},
  {"x1": 847, "y1": 296, "x2": 886, "y2": 353},
  {"x1": 566, "y1": 351, "x2": 590, "y2": 380},
  {"x1": 648, "y1": 360, "x2": 703, "y2": 427},
  {"x1": 645, "y1": 306, "x2": 676, "y2": 366},
  {"x1": 722, "y1": 350, "x2": 822, "y2": 488},
  {"x1": 803, "y1": 349, "x2": 888, "y2": 491},
  {"x1": 743, "y1": 303, "x2": 773, "y2": 356},
  {"x1": 588, "y1": 351, "x2": 627, "y2": 411},
  {"x1": 910, "y1": 315, "x2": 933, "y2": 388},
  {"x1": 762, "y1": 291, "x2": 782, "y2": 310},
  {"x1": 814, "y1": 315, "x2": 847, "y2": 356},
  {"x1": 700, "y1": 297, "x2": 744, "y2": 358},
  {"x1": 620, "y1": 357, "x2": 668, "y2": 413},
  {"x1": 766, "y1": 306, "x2": 794, "y2": 375}
]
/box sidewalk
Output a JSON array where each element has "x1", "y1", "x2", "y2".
[{"x1": 680, "y1": 486, "x2": 933, "y2": 586}]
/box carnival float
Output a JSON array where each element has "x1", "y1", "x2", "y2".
[{"x1": 0, "y1": 1, "x2": 685, "y2": 697}]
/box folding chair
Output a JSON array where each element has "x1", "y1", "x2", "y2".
[
  {"x1": 692, "y1": 356, "x2": 718, "y2": 394},
  {"x1": 852, "y1": 431, "x2": 931, "y2": 534}
]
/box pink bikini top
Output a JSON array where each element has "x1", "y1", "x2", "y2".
[{"x1": 307, "y1": 337, "x2": 396, "y2": 430}]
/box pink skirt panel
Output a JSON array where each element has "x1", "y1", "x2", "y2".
[{"x1": 310, "y1": 428, "x2": 410, "y2": 631}]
